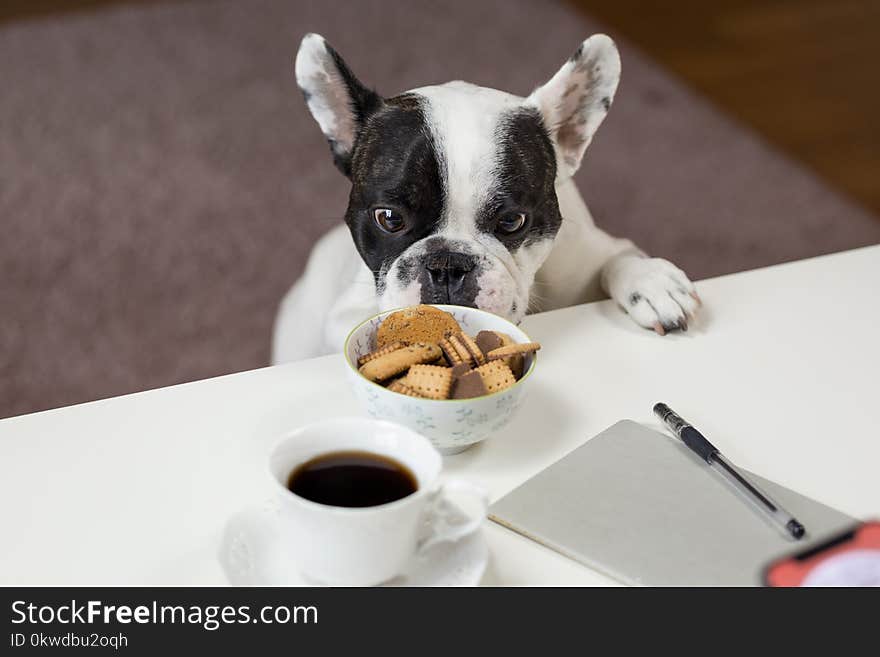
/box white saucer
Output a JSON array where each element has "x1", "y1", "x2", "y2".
[{"x1": 218, "y1": 498, "x2": 489, "y2": 587}]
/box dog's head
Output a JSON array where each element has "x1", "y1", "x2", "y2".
[{"x1": 295, "y1": 33, "x2": 620, "y2": 322}]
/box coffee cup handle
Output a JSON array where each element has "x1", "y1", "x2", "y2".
[{"x1": 418, "y1": 479, "x2": 489, "y2": 553}]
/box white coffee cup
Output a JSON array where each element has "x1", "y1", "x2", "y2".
[{"x1": 268, "y1": 418, "x2": 489, "y2": 586}]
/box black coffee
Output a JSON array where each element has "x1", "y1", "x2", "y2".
[{"x1": 287, "y1": 451, "x2": 418, "y2": 508}]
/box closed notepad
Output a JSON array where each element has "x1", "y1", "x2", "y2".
[{"x1": 489, "y1": 420, "x2": 853, "y2": 586}]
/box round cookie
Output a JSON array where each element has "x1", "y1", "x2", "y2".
[{"x1": 376, "y1": 305, "x2": 461, "y2": 348}]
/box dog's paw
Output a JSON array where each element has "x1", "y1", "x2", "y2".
[{"x1": 605, "y1": 256, "x2": 701, "y2": 335}]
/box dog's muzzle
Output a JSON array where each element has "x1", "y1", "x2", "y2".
[{"x1": 420, "y1": 251, "x2": 479, "y2": 306}]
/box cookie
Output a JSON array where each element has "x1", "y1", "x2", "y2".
[
  {"x1": 450, "y1": 362, "x2": 472, "y2": 378},
  {"x1": 402, "y1": 364, "x2": 453, "y2": 400},
  {"x1": 474, "y1": 330, "x2": 503, "y2": 356},
  {"x1": 451, "y1": 370, "x2": 487, "y2": 399},
  {"x1": 475, "y1": 361, "x2": 517, "y2": 394},
  {"x1": 458, "y1": 332, "x2": 486, "y2": 366},
  {"x1": 440, "y1": 332, "x2": 484, "y2": 368},
  {"x1": 357, "y1": 341, "x2": 407, "y2": 367},
  {"x1": 387, "y1": 379, "x2": 425, "y2": 398},
  {"x1": 439, "y1": 333, "x2": 469, "y2": 366},
  {"x1": 376, "y1": 305, "x2": 461, "y2": 348},
  {"x1": 486, "y1": 342, "x2": 541, "y2": 360},
  {"x1": 358, "y1": 343, "x2": 442, "y2": 382},
  {"x1": 494, "y1": 332, "x2": 525, "y2": 379}
]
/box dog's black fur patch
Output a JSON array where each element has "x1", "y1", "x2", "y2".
[
  {"x1": 478, "y1": 107, "x2": 562, "y2": 251},
  {"x1": 344, "y1": 94, "x2": 445, "y2": 290}
]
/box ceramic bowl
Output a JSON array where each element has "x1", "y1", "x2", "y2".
[{"x1": 343, "y1": 305, "x2": 537, "y2": 455}]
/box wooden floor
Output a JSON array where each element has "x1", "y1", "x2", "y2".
[
  {"x1": 3, "y1": 0, "x2": 878, "y2": 217},
  {"x1": 570, "y1": 0, "x2": 880, "y2": 216}
]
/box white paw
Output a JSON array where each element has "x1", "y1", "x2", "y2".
[{"x1": 606, "y1": 256, "x2": 701, "y2": 335}]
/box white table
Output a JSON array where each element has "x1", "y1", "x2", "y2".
[{"x1": 2, "y1": 246, "x2": 878, "y2": 585}]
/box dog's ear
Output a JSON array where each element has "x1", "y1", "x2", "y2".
[
  {"x1": 526, "y1": 34, "x2": 621, "y2": 179},
  {"x1": 295, "y1": 33, "x2": 383, "y2": 177}
]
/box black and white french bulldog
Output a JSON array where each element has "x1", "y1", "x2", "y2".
[{"x1": 272, "y1": 33, "x2": 700, "y2": 362}]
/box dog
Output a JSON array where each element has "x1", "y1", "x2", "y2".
[{"x1": 272, "y1": 33, "x2": 700, "y2": 362}]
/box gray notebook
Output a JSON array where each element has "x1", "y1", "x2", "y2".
[{"x1": 490, "y1": 420, "x2": 854, "y2": 586}]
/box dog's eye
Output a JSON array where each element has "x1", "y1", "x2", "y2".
[
  {"x1": 497, "y1": 212, "x2": 527, "y2": 234},
  {"x1": 374, "y1": 208, "x2": 406, "y2": 233}
]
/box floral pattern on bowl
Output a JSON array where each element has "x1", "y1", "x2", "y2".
[{"x1": 344, "y1": 305, "x2": 536, "y2": 455}]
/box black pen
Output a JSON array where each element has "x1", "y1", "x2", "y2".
[{"x1": 654, "y1": 403, "x2": 806, "y2": 541}]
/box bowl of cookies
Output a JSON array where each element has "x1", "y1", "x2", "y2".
[{"x1": 343, "y1": 304, "x2": 540, "y2": 455}]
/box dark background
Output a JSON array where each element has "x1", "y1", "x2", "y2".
[
  {"x1": 3, "y1": 586, "x2": 869, "y2": 650},
  {"x1": 2, "y1": 0, "x2": 878, "y2": 419}
]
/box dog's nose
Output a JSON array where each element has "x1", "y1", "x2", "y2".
[{"x1": 424, "y1": 252, "x2": 476, "y2": 297}]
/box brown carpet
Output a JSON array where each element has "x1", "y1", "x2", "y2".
[{"x1": 2, "y1": 0, "x2": 878, "y2": 419}]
